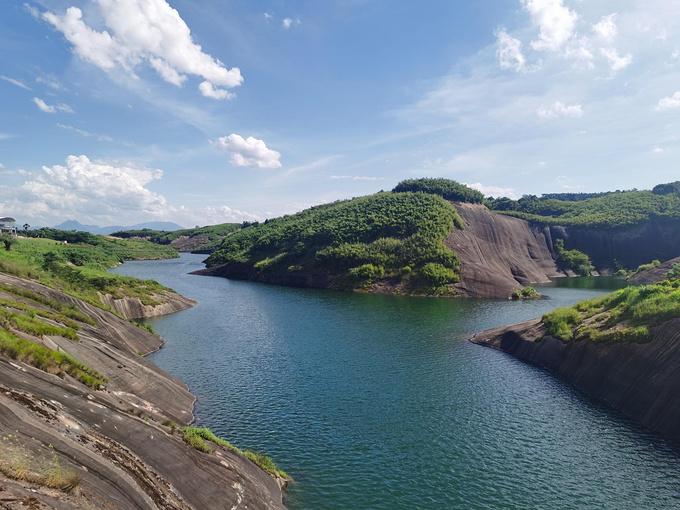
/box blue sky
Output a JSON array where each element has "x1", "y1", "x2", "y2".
[{"x1": 2, "y1": 0, "x2": 680, "y2": 227}]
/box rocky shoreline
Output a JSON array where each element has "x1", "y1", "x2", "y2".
[
  {"x1": 0, "y1": 273, "x2": 287, "y2": 509},
  {"x1": 470, "y1": 317, "x2": 680, "y2": 443}
]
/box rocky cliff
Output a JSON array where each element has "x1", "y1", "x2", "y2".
[
  {"x1": 0, "y1": 273, "x2": 286, "y2": 509},
  {"x1": 548, "y1": 218, "x2": 680, "y2": 270},
  {"x1": 470, "y1": 317, "x2": 680, "y2": 443},
  {"x1": 447, "y1": 203, "x2": 562, "y2": 298}
]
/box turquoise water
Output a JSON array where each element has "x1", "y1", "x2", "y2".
[{"x1": 112, "y1": 254, "x2": 680, "y2": 509}]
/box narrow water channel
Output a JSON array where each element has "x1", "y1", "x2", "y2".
[{"x1": 112, "y1": 254, "x2": 680, "y2": 509}]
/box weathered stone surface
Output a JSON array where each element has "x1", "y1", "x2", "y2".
[
  {"x1": 0, "y1": 274, "x2": 286, "y2": 509},
  {"x1": 470, "y1": 318, "x2": 680, "y2": 442},
  {"x1": 98, "y1": 291, "x2": 197, "y2": 320},
  {"x1": 447, "y1": 203, "x2": 562, "y2": 298},
  {"x1": 628, "y1": 256, "x2": 680, "y2": 285}
]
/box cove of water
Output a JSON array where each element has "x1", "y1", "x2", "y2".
[{"x1": 112, "y1": 254, "x2": 680, "y2": 509}]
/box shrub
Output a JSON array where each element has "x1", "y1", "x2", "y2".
[
  {"x1": 668, "y1": 263, "x2": 680, "y2": 281},
  {"x1": 542, "y1": 307, "x2": 582, "y2": 341},
  {"x1": 421, "y1": 263, "x2": 459, "y2": 287}
]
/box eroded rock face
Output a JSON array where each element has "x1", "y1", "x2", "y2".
[
  {"x1": 447, "y1": 204, "x2": 562, "y2": 298},
  {"x1": 470, "y1": 318, "x2": 680, "y2": 443},
  {"x1": 98, "y1": 291, "x2": 197, "y2": 320},
  {"x1": 628, "y1": 256, "x2": 680, "y2": 285},
  {"x1": 550, "y1": 219, "x2": 680, "y2": 270},
  {"x1": 0, "y1": 274, "x2": 286, "y2": 509}
]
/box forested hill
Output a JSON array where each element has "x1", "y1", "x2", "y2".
[
  {"x1": 111, "y1": 223, "x2": 241, "y2": 252},
  {"x1": 202, "y1": 188, "x2": 471, "y2": 295},
  {"x1": 485, "y1": 181, "x2": 680, "y2": 229}
]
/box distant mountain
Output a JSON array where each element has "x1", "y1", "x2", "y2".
[{"x1": 52, "y1": 220, "x2": 184, "y2": 235}]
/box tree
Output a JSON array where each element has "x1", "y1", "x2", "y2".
[
  {"x1": 0, "y1": 234, "x2": 17, "y2": 251},
  {"x1": 23, "y1": 223, "x2": 30, "y2": 237}
]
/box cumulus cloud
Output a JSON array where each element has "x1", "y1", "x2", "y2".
[
  {"x1": 656, "y1": 91, "x2": 680, "y2": 111},
  {"x1": 496, "y1": 28, "x2": 529, "y2": 73},
  {"x1": 41, "y1": 0, "x2": 242, "y2": 99},
  {"x1": 1, "y1": 75, "x2": 31, "y2": 90},
  {"x1": 600, "y1": 47, "x2": 632, "y2": 72},
  {"x1": 10, "y1": 155, "x2": 260, "y2": 225},
  {"x1": 537, "y1": 102, "x2": 583, "y2": 119},
  {"x1": 652, "y1": 147, "x2": 664, "y2": 154},
  {"x1": 465, "y1": 182, "x2": 517, "y2": 199},
  {"x1": 521, "y1": 0, "x2": 577, "y2": 52},
  {"x1": 32, "y1": 97, "x2": 73, "y2": 114},
  {"x1": 593, "y1": 14, "x2": 617, "y2": 41},
  {"x1": 18, "y1": 155, "x2": 167, "y2": 221},
  {"x1": 211, "y1": 134, "x2": 282, "y2": 169}
]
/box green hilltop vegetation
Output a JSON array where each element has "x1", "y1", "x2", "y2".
[
  {"x1": 542, "y1": 277, "x2": 680, "y2": 344},
  {"x1": 0, "y1": 233, "x2": 178, "y2": 312},
  {"x1": 205, "y1": 181, "x2": 482, "y2": 293},
  {"x1": 485, "y1": 181, "x2": 680, "y2": 229},
  {"x1": 111, "y1": 223, "x2": 241, "y2": 252}
]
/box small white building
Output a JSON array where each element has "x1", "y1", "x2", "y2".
[{"x1": 0, "y1": 217, "x2": 17, "y2": 236}]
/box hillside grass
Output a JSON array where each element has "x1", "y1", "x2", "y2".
[
  {"x1": 0, "y1": 237, "x2": 174, "y2": 310},
  {"x1": 541, "y1": 279, "x2": 680, "y2": 343},
  {"x1": 205, "y1": 191, "x2": 465, "y2": 293},
  {"x1": 182, "y1": 426, "x2": 288, "y2": 479}
]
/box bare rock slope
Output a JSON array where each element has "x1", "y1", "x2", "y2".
[
  {"x1": 0, "y1": 273, "x2": 286, "y2": 509},
  {"x1": 98, "y1": 290, "x2": 197, "y2": 320},
  {"x1": 470, "y1": 317, "x2": 680, "y2": 442},
  {"x1": 628, "y1": 256, "x2": 680, "y2": 285},
  {"x1": 447, "y1": 203, "x2": 562, "y2": 298}
]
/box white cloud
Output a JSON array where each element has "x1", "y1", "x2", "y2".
[
  {"x1": 496, "y1": 28, "x2": 529, "y2": 73},
  {"x1": 42, "y1": 0, "x2": 242, "y2": 99},
  {"x1": 652, "y1": 147, "x2": 664, "y2": 153},
  {"x1": 264, "y1": 12, "x2": 273, "y2": 20},
  {"x1": 32, "y1": 97, "x2": 73, "y2": 114},
  {"x1": 211, "y1": 134, "x2": 282, "y2": 169},
  {"x1": 10, "y1": 155, "x2": 259, "y2": 225},
  {"x1": 600, "y1": 47, "x2": 633, "y2": 72},
  {"x1": 1, "y1": 75, "x2": 31, "y2": 90},
  {"x1": 537, "y1": 102, "x2": 583, "y2": 119},
  {"x1": 19, "y1": 155, "x2": 167, "y2": 220},
  {"x1": 57, "y1": 123, "x2": 112, "y2": 142},
  {"x1": 465, "y1": 182, "x2": 517, "y2": 199},
  {"x1": 593, "y1": 14, "x2": 617, "y2": 41},
  {"x1": 198, "y1": 81, "x2": 234, "y2": 100},
  {"x1": 282, "y1": 17, "x2": 301, "y2": 29},
  {"x1": 521, "y1": 0, "x2": 577, "y2": 52},
  {"x1": 0, "y1": 163, "x2": 4, "y2": 169},
  {"x1": 656, "y1": 91, "x2": 680, "y2": 111}
]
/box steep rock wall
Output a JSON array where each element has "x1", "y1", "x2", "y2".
[
  {"x1": 549, "y1": 218, "x2": 680, "y2": 269},
  {"x1": 446, "y1": 203, "x2": 562, "y2": 298},
  {"x1": 470, "y1": 318, "x2": 680, "y2": 443}
]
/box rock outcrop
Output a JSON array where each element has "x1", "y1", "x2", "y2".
[
  {"x1": 470, "y1": 317, "x2": 680, "y2": 443},
  {"x1": 0, "y1": 273, "x2": 286, "y2": 509},
  {"x1": 628, "y1": 256, "x2": 680, "y2": 285},
  {"x1": 98, "y1": 290, "x2": 197, "y2": 320},
  {"x1": 447, "y1": 203, "x2": 562, "y2": 298},
  {"x1": 549, "y1": 218, "x2": 680, "y2": 270}
]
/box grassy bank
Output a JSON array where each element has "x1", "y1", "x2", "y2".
[
  {"x1": 0, "y1": 236, "x2": 176, "y2": 311},
  {"x1": 541, "y1": 279, "x2": 680, "y2": 343}
]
